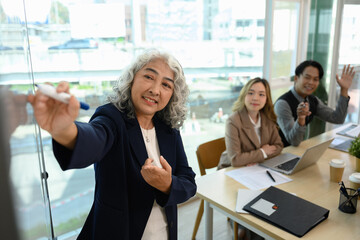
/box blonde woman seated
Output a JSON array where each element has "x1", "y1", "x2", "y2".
[{"x1": 218, "y1": 77, "x2": 283, "y2": 169}]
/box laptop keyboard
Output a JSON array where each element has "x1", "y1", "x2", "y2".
[{"x1": 276, "y1": 157, "x2": 300, "y2": 171}]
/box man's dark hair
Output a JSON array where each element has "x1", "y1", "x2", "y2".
[{"x1": 295, "y1": 60, "x2": 324, "y2": 80}]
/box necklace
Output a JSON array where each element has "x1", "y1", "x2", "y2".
[
  {"x1": 141, "y1": 127, "x2": 150, "y2": 143},
  {"x1": 145, "y1": 129, "x2": 150, "y2": 143}
]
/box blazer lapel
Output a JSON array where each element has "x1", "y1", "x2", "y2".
[
  {"x1": 153, "y1": 118, "x2": 175, "y2": 167},
  {"x1": 259, "y1": 112, "x2": 268, "y2": 143},
  {"x1": 239, "y1": 109, "x2": 260, "y2": 148},
  {"x1": 124, "y1": 116, "x2": 148, "y2": 167}
]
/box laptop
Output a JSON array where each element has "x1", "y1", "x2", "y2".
[{"x1": 260, "y1": 138, "x2": 334, "y2": 175}]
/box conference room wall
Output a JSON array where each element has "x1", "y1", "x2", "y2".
[{"x1": 0, "y1": 5, "x2": 54, "y2": 240}]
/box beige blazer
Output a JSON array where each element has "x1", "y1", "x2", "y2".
[{"x1": 218, "y1": 108, "x2": 283, "y2": 168}]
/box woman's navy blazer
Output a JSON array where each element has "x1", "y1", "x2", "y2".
[{"x1": 52, "y1": 103, "x2": 197, "y2": 240}]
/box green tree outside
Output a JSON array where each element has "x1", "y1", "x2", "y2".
[{"x1": 49, "y1": 1, "x2": 70, "y2": 24}]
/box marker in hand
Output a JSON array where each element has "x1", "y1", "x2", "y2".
[
  {"x1": 35, "y1": 84, "x2": 90, "y2": 110},
  {"x1": 300, "y1": 97, "x2": 308, "y2": 108}
]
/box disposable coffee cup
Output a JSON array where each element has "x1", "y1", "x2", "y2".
[
  {"x1": 356, "y1": 158, "x2": 360, "y2": 172},
  {"x1": 349, "y1": 172, "x2": 360, "y2": 190},
  {"x1": 329, "y1": 159, "x2": 345, "y2": 182}
]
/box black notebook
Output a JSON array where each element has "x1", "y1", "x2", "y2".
[{"x1": 243, "y1": 186, "x2": 329, "y2": 237}]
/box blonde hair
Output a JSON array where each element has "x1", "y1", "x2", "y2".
[{"x1": 232, "y1": 77, "x2": 277, "y2": 123}]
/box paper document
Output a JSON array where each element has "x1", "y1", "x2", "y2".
[
  {"x1": 330, "y1": 138, "x2": 348, "y2": 146},
  {"x1": 336, "y1": 124, "x2": 360, "y2": 138},
  {"x1": 346, "y1": 126, "x2": 360, "y2": 138},
  {"x1": 226, "y1": 165, "x2": 292, "y2": 190},
  {"x1": 329, "y1": 137, "x2": 353, "y2": 152},
  {"x1": 235, "y1": 189, "x2": 262, "y2": 213}
]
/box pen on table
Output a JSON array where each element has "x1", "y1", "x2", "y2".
[
  {"x1": 266, "y1": 170, "x2": 276, "y2": 182},
  {"x1": 35, "y1": 84, "x2": 90, "y2": 110}
]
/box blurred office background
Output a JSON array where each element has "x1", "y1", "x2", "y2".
[{"x1": 0, "y1": 0, "x2": 359, "y2": 239}]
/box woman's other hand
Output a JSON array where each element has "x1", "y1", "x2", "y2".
[
  {"x1": 261, "y1": 144, "x2": 277, "y2": 156},
  {"x1": 141, "y1": 156, "x2": 172, "y2": 194}
]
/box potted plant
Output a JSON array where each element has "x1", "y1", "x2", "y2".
[{"x1": 348, "y1": 137, "x2": 360, "y2": 172}]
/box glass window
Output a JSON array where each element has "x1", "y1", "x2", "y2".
[
  {"x1": 270, "y1": 0, "x2": 300, "y2": 101},
  {"x1": 1, "y1": 1, "x2": 53, "y2": 239},
  {"x1": 1, "y1": 0, "x2": 269, "y2": 238},
  {"x1": 338, "y1": 4, "x2": 360, "y2": 124}
]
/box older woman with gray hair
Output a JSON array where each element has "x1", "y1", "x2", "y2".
[{"x1": 28, "y1": 49, "x2": 197, "y2": 240}]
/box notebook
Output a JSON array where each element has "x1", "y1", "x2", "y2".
[
  {"x1": 243, "y1": 186, "x2": 329, "y2": 237},
  {"x1": 260, "y1": 138, "x2": 333, "y2": 175},
  {"x1": 336, "y1": 124, "x2": 360, "y2": 138},
  {"x1": 329, "y1": 137, "x2": 353, "y2": 152}
]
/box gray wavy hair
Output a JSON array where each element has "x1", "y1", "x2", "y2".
[{"x1": 108, "y1": 48, "x2": 189, "y2": 129}]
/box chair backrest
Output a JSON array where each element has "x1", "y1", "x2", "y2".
[{"x1": 196, "y1": 137, "x2": 226, "y2": 176}]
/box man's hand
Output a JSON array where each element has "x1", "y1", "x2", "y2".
[
  {"x1": 141, "y1": 156, "x2": 172, "y2": 194},
  {"x1": 336, "y1": 64, "x2": 355, "y2": 97},
  {"x1": 296, "y1": 102, "x2": 311, "y2": 126}
]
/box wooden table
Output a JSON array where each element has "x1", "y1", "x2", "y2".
[{"x1": 196, "y1": 125, "x2": 360, "y2": 239}]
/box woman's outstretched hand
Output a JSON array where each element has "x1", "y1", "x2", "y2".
[{"x1": 28, "y1": 81, "x2": 79, "y2": 149}]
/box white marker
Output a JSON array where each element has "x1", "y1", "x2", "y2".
[{"x1": 35, "y1": 84, "x2": 90, "y2": 110}]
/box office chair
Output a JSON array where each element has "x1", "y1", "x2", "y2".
[{"x1": 192, "y1": 137, "x2": 238, "y2": 240}]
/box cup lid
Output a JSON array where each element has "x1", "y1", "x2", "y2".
[
  {"x1": 329, "y1": 159, "x2": 345, "y2": 168},
  {"x1": 349, "y1": 173, "x2": 360, "y2": 183}
]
